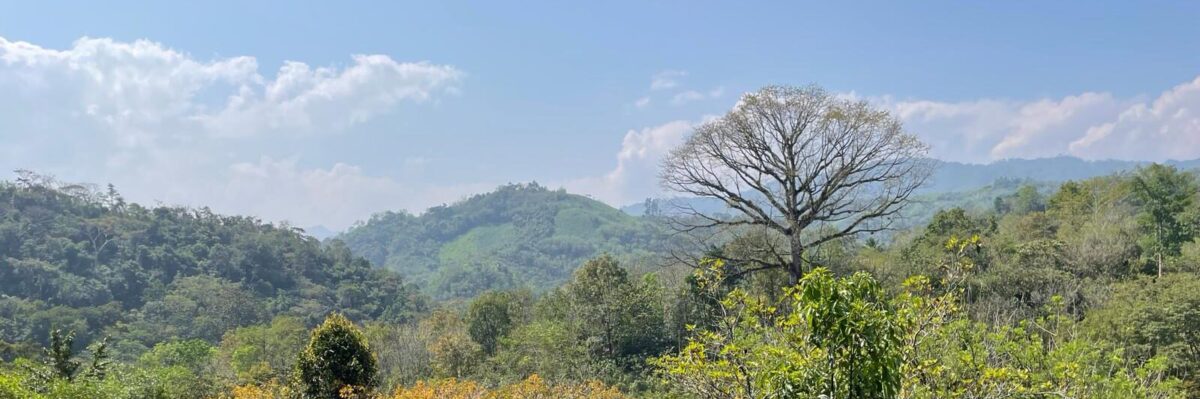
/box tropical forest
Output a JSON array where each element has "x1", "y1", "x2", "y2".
[{"x1": 2, "y1": 3, "x2": 1200, "y2": 398}]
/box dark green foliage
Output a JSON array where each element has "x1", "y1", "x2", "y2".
[
  {"x1": 294, "y1": 313, "x2": 378, "y2": 398},
  {"x1": 338, "y1": 183, "x2": 672, "y2": 299},
  {"x1": 43, "y1": 330, "x2": 80, "y2": 380},
  {"x1": 0, "y1": 176, "x2": 424, "y2": 355},
  {"x1": 563, "y1": 255, "x2": 666, "y2": 364},
  {"x1": 34, "y1": 330, "x2": 108, "y2": 383},
  {"x1": 466, "y1": 290, "x2": 528, "y2": 356},
  {"x1": 1131, "y1": 164, "x2": 1199, "y2": 275},
  {"x1": 2, "y1": 164, "x2": 1200, "y2": 397},
  {"x1": 995, "y1": 184, "x2": 1046, "y2": 215}
]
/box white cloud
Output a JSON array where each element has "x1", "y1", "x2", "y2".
[
  {"x1": 650, "y1": 70, "x2": 687, "y2": 90},
  {"x1": 0, "y1": 36, "x2": 461, "y2": 145},
  {"x1": 0, "y1": 36, "x2": 465, "y2": 229},
  {"x1": 199, "y1": 55, "x2": 461, "y2": 137},
  {"x1": 1069, "y1": 76, "x2": 1200, "y2": 160},
  {"x1": 671, "y1": 86, "x2": 724, "y2": 105},
  {"x1": 564, "y1": 120, "x2": 696, "y2": 204},
  {"x1": 634, "y1": 96, "x2": 651, "y2": 108},
  {"x1": 881, "y1": 75, "x2": 1200, "y2": 162},
  {"x1": 581, "y1": 76, "x2": 1200, "y2": 206}
]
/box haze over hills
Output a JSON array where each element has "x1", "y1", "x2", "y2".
[
  {"x1": 924, "y1": 156, "x2": 1200, "y2": 192},
  {"x1": 622, "y1": 156, "x2": 1200, "y2": 216}
]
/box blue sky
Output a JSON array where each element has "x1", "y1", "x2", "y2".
[{"x1": 2, "y1": 1, "x2": 1199, "y2": 229}]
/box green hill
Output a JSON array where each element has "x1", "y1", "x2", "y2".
[
  {"x1": 0, "y1": 176, "x2": 425, "y2": 359},
  {"x1": 337, "y1": 183, "x2": 671, "y2": 299}
]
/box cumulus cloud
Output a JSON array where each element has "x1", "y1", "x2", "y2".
[
  {"x1": 584, "y1": 75, "x2": 1200, "y2": 206},
  {"x1": 0, "y1": 36, "x2": 465, "y2": 229},
  {"x1": 880, "y1": 75, "x2": 1200, "y2": 162},
  {"x1": 199, "y1": 55, "x2": 461, "y2": 137},
  {"x1": 0, "y1": 36, "x2": 461, "y2": 145},
  {"x1": 634, "y1": 96, "x2": 651, "y2": 108},
  {"x1": 564, "y1": 120, "x2": 696, "y2": 204},
  {"x1": 1069, "y1": 76, "x2": 1200, "y2": 160}
]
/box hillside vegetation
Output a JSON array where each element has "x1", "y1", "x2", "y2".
[
  {"x1": 0, "y1": 174, "x2": 425, "y2": 360},
  {"x1": 1, "y1": 165, "x2": 1199, "y2": 398},
  {"x1": 338, "y1": 183, "x2": 672, "y2": 299}
]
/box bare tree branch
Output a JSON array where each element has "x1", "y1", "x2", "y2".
[{"x1": 660, "y1": 85, "x2": 931, "y2": 282}]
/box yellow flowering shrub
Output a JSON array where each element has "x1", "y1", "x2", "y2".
[
  {"x1": 227, "y1": 380, "x2": 294, "y2": 399},
  {"x1": 386, "y1": 374, "x2": 628, "y2": 399}
]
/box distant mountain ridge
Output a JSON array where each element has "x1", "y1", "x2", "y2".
[
  {"x1": 925, "y1": 156, "x2": 1200, "y2": 192},
  {"x1": 622, "y1": 156, "x2": 1200, "y2": 215}
]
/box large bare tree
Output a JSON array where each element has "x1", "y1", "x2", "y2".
[{"x1": 660, "y1": 85, "x2": 931, "y2": 282}]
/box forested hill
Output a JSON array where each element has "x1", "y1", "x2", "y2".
[
  {"x1": 0, "y1": 176, "x2": 425, "y2": 358},
  {"x1": 337, "y1": 183, "x2": 671, "y2": 299}
]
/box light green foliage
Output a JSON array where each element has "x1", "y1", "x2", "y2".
[
  {"x1": 420, "y1": 310, "x2": 482, "y2": 379},
  {"x1": 894, "y1": 241, "x2": 1183, "y2": 399},
  {"x1": 129, "y1": 339, "x2": 218, "y2": 398},
  {"x1": 294, "y1": 313, "x2": 379, "y2": 398},
  {"x1": 363, "y1": 322, "x2": 433, "y2": 390},
  {"x1": 902, "y1": 300, "x2": 1183, "y2": 399},
  {"x1": 488, "y1": 319, "x2": 598, "y2": 383},
  {"x1": 1084, "y1": 274, "x2": 1200, "y2": 395},
  {"x1": 477, "y1": 255, "x2": 669, "y2": 392},
  {"x1": 658, "y1": 248, "x2": 1186, "y2": 399},
  {"x1": 135, "y1": 275, "x2": 267, "y2": 343},
  {"x1": 4, "y1": 166, "x2": 1200, "y2": 398},
  {"x1": 897, "y1": 179, "x2": 1055, "y2": 231},
  {"x1": 656, "y1": 263, "x2": 903, "y2": 399},
  {"x1": 217, "y1": 316, "x2": 308, "y2": 384}
]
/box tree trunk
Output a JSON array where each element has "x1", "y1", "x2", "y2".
[
  {"x1": 788, "y1": 235, "x2": 805, "y2": 284},
  {"x1": 1158, "y1": 251, "x2": 1163, "y2": 278}
]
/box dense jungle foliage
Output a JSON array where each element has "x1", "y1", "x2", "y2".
[{"x1": 1, "y1": 163, "x2": 1199, "y2": 398}]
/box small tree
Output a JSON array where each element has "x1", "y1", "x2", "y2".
[
  {"x1": 294, "y1": 314, "x2": 378, "y2": 398},
  {"x1": 1130, "y1": 164, "x2": 1198, "y2": 277},
  {"x1": 466, "y1": 291, "x2": 517, "y2": 356},
  {"x1": 44, "y1": 330, "x2": 80, "y2": 381},
  {"x1": 35, "y1": 330, "x2": 110, "y2": 382},
  {"x1": 565, "y1": 255, "x2": 665, "y2": 362}
]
